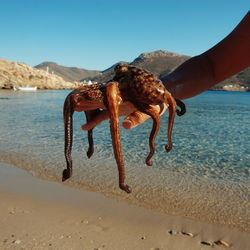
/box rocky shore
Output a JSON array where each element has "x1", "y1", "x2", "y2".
[
  {"x1": 222, "y1": 84, "x2": 249, "y2": 92},
  {"x1": 0, "y1": 58, "x2": 81, "y2": 90}
]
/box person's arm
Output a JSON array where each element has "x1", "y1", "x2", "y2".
[
  {"x1": 82, "y1": 11, "x2": 250, "y2": 131},
  {"x1": 163, "y1": 11, "x2": 250, "y2": 100}
]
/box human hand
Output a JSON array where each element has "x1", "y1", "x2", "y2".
[
  {"x1": 82, "y1": 10, "x2": 250, "y2": 132},
  {"x1": 81, "y1": 101, "x2": 168, "y2": 131}
]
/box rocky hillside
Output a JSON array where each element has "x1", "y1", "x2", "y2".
[
  {"x1": 83, "y1": 50, "x2": 250, "y2": 91},
  {"x1": 1, "y1": 50, "x2": 249, "y2": 91},
  {"x1": 35, "y1": 62, "x2": 100, "y2": 82},
  {"x1": 0, "y1": 59, "x2": 79, "y2": 89},
  {"x1": 131, "y1": 50, "x2": 190, "y2": 77},
  {"x1": 86, "y1": 50, "x2": 190, "y2": 83}
]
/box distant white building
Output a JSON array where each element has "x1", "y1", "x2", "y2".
[{"x1": 81, "y1": 79, "x2": 98, "y2": 85}]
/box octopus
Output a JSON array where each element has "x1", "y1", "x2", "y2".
[{"x1": 62, "y1": 63, "x2": 186, "y2": 193}]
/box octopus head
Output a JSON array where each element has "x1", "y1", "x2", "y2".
[
  {"x1": 113, "y1": 63, "x2": 130, "y2": 81},
  {"x1": 114, "y1": 63, "x2": 129, "y2": 74}
]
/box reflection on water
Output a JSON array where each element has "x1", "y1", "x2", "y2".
[{"x1": 0, "y1": 89, "x2": 250, "y2": 231}]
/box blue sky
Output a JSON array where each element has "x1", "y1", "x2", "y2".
[{"x1": 0, "y1": 0, "x2": 249, "y2": 70}]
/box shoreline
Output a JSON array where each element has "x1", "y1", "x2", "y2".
[
  {"x1": 1, "y1": 150, "x2": 249, "y2": 233},
  {"x1": 0, "y1": 163, "x2": 249, "y2": 250},
  {"x1": 1, "y1": 146, "x2": 250, "y2": 233},
  {"x1": 1, "y1": 87, "x2": 250, "y2": 92}
]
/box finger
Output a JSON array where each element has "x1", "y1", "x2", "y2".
[
  {"x1": 158, "y1": 103, "x2": 168, "y2": 115},
  {"x1": 81, "y1": 110, "x2": 110, "y2": 130},
  {"x1": 122, "y1": 111, "x2": 151, "y2": 129},
  {"x1": 122, "y1": 103, "x2": 168, "y2": 130}
]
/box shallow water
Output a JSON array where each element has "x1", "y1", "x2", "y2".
[{"x1": 0, "y1": 89, "x2": 249, "y2": 231}]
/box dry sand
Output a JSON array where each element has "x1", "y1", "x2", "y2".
[{"x1": 0, "y1": 163, "x2": 249, "y2": 250}]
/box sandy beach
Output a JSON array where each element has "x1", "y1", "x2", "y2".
[{"x1": 0, "y1": 163, "x2": 248, "y2": 250}]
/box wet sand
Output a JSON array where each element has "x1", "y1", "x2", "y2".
[{"x1": 0, "y1": 163, "x2": 249, "y2": 250}]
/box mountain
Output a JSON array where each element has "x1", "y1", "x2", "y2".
[
  {"x1": 35, "y1": 62, "x2": 100, "y2": 82},
  {"x1": 0, "y1": 59, "x2": 79, "y2": 89},
  {"x1": 85, "y1": 50, "x2": 190, "y2": 83},
  {"x1": 83, "y1": 61, "x2": 129, "y2": 83},
  {"x1": 130, "y1": 50, "x2": 190, "y2": 77},
  {"x1": 1, "y1": 50, "x2": 248, "y2": 90},
  {"x1": 83, "y1": 50, "x2": 249, "y2": 91}
]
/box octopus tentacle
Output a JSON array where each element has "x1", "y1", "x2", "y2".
[
  {"x1": 84, "y1": 109, "x2": 102, "y2": 158},
  {"x1": 165, "y1": 95, "x2": 177, "y2": 152},
  {"x1": 145, "y1": 110, "x2": 160, "y2": 166},
  {"x1": 105, "y1": 81, "x2": 131, "y2": 193},
  {"x1": 135, "y1": 104, "x2": 160, "y2": 166},
  {"x1": 87, "y1": 128, "x2": 94, "y2": 158},
  {"x1": 175, "y1": 99, "x2": 186, "y2": 116},
  {"x1": 62, "y1": 93, "x2": 74, "y2": 181}
]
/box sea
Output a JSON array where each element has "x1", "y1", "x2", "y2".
[{"x1": 0, "y1": 89, "x2": 249, "y2": 231}]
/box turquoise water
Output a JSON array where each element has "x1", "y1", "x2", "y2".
[{"x1": 0, "y1": 89, "x2": 249, "y2": 231}]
